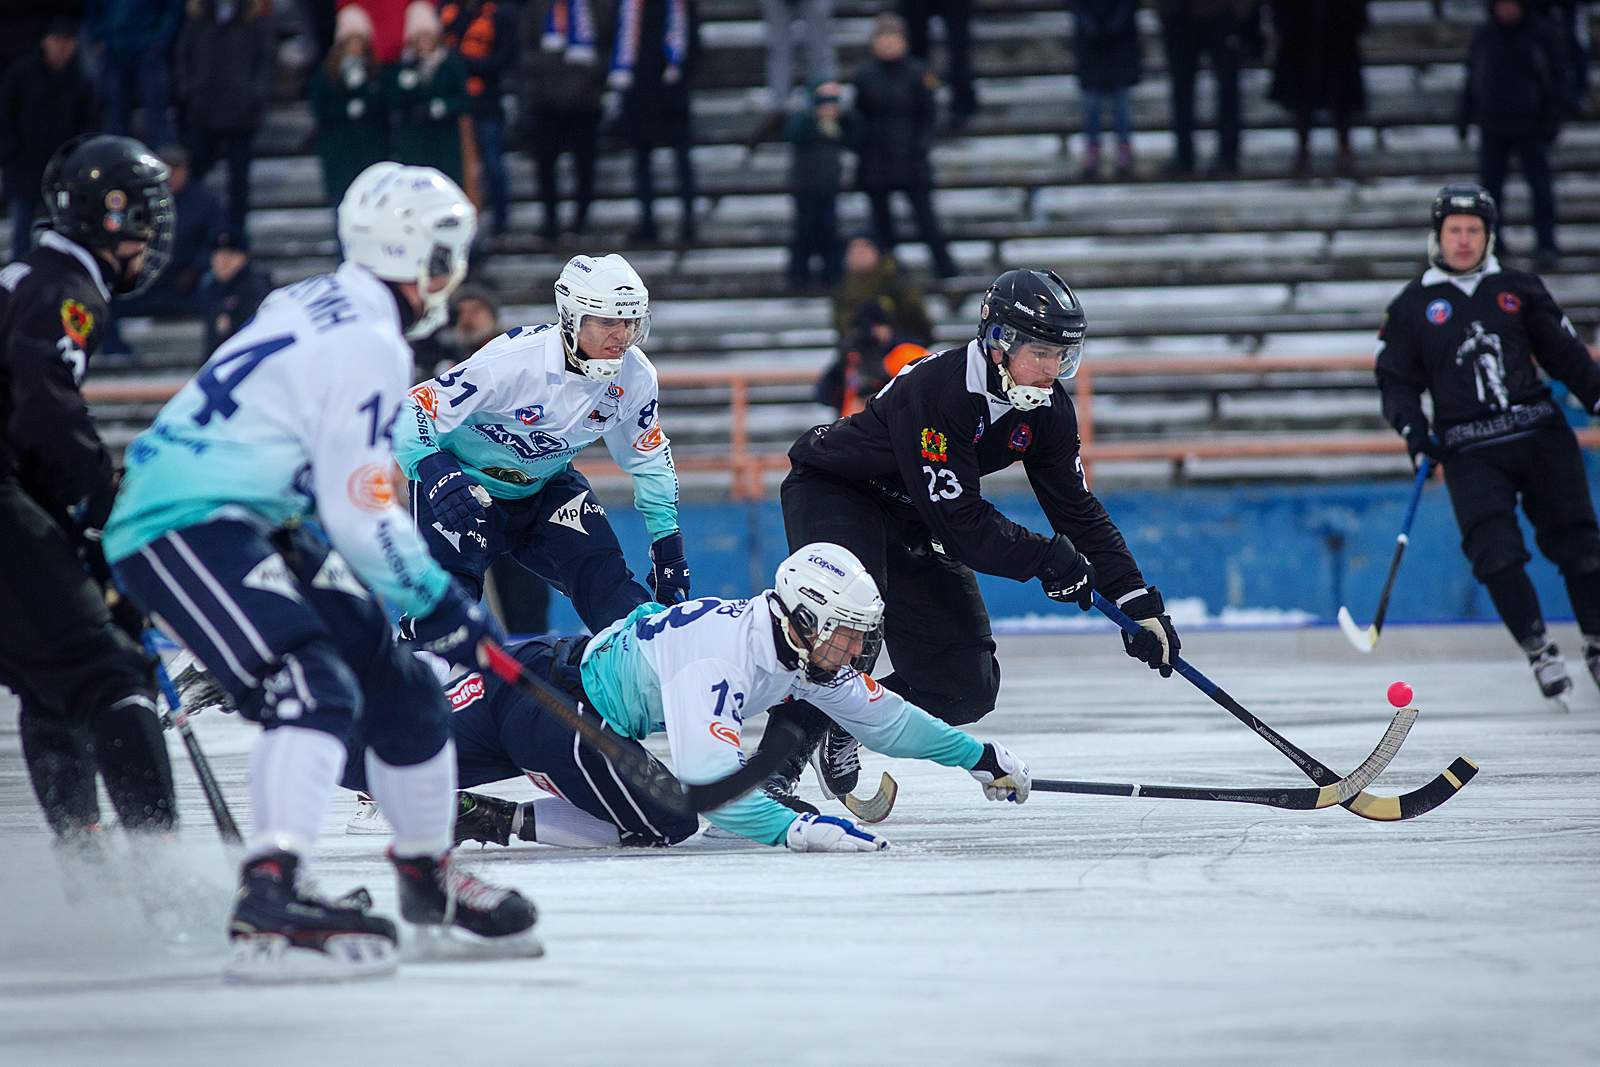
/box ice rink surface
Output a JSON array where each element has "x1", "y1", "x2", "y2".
[{"x1": 2, "y1": 623, "x2": 1598, "y2": 1067}]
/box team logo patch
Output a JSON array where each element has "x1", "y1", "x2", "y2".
[
  {"x1": 1425, "y1": 299, "x2": 1453, "y2": 325},
  {"x1": 525, "y1": 770, "x2": 566, "y2": 799},
  {"x1": 919, "y1": 427, "x2": 948, "y2": 463},
  {"x1": 862, "y1": 674, "x2": 885, "y2": 702},
  {"x1": 410, "y1": 384, "x2": 439, "y2": 418},
  {"x1": 59, "y1": 299, "x2": 93, "y2": 346},
  {"x1": 346, "y1": 463, "x2": 396, "y2": 512},
  {"x1": 515, "y1": 404, "x2": 545, "y2": 425},
  {"x1": 973, "y1": 418, "x2": 986, "y2": 444},
  {"x1": 606, "y1": 383, "x2": 624, "y2": 399},
  {"x1": 104, "y1": 189, "x2": 128, "y2": 211},
  {"x1": 1498, "y1": 292, "x2": 1522, "y2": 314},
  {"x1": 633, "y1": 424, "x2": 664, "y2": 452},
  {"x1": 446, "y1": 674, "x2": 486, "y2": 711},
  {"x1": 1009, "y1": 424, "x2": 1033, "y2": 453},
  {"x1": 708, "y1": 721, "x2": 741, "y2": 747}
]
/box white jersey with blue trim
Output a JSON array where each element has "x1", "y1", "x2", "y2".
[
  {"x1": 103, "y1": 263, "x2": 451, "y2": 619},
  {"x1": 391, "y1": 323, "x2": 681, "y2": 540},
  {"x1": 579, "y1": 596, "x2": 985, "y2": 845}
]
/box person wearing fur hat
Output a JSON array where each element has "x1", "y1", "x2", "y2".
[
  {"x1": 310, "y1": 5, "x2": 391, "y2": 204},
  {"x1": 384, "y1": 1, "x2": 471, "y2": 183}
]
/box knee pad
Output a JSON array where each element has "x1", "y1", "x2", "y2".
[
  {"x1": 1543, "y1": 531, "x2": 1600, "y2": 578},
  {"x1": 1464, "y1": 520, "x2": 1531, "y2": 582},
  {"x1": 356, "y1": 641, "x2": 451, "y2": 766}
]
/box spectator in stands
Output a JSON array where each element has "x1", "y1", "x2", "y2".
[
  {"x1": 175, "y1": 0, "x2": 277, "y2": 239},
  {"x1": 337, "y1": 0, "x2": 410, "y2": 63},
  {"x1": 521, "y1": 0, "x2": 617, "y2": 244},
  {"x1": 747, "y1": 0, "x2": 838, "y2": 147},
  {"x1": 616, "y1": 0, "x2": 702, "y2": 246},
  {"x1": 816, "y1": 299, "x2": 929, "y2": 415},
  {"x1": 311, "y1": 5, "x2": 389, "y2": 206},
  {"x1": 786, "y1": 79, "x2": 857, "y2": 290},
  {"x1": 853, "y1": 13, "x2": 958, "y2": 279},
  {"x1": 442, "y1": 1, "x2": 517, "y2": 240},
  {"x1": 1156, "y1": 0, "x2": 1246, "y2": 176},
  {"x1": 0, "y1": 18, "x2": 98, "y2": 264},
  {"x1": 1540, "y1": 0, "x2": 1589, "y2": 116},
  {"x1": 831, "y1": 233, "x2": 934, "y2": 344},
  {"x1": 385, "y1": 2, "x2": 471, "y2": 183},
  {"x1": 85, "y1": 0, "x2": 182, "y2": 153},
  {"x1": 899, "y1": 0, "x2": 976, "y2": 127},
  {"x1": 1067, "y1": 0, "x2": 1142, "y2": 181},
  {"x1": 199, "y1": 229, "x2": 272, "y2": 355},
  {"x1": 1267, "y1": 0, "x2": 1368, "y2": 179},
  {"x1": 1459, "y1": 0, "x2": 1568, "y2": 269},
  {"x1": 411, "y1": 282, "x2": 502, "y2": 374},
  {"x1": 100, "y1": 144, "x2": 225, "y2": 356}
]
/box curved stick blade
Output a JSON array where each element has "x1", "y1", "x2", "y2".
[{"x1": 1337, "y1": 606, "x2": 1377, "y2": 653}]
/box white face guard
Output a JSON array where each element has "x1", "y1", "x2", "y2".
[
  {"x1": 555, "y1": 253, "x2": 651, "y2": 378},
  {"x1": 989, "y1": 328, "x2": 1084, "y2": 410}
]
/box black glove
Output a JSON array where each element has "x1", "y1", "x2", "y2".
[
  {"x1": 648, "y1": 531, "x2": 691, "y2": 604},
  {"x1": 1118, "y1": 586, "x2": 1180, "y2": 677},
  {"x1": 1399, "y1": 421, "x2": 1444, "y2": 470},
  {"x1": 1038, "y1": 534, "x2": 1095, "y2": 611}
]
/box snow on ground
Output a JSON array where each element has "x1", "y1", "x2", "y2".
[{"x1": 2, "y1": 624, "x2": 1597, "y2": 1067}]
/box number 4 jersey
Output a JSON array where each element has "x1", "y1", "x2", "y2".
[
  {"x1": 391, "y1": 322, "x2": 681, "y2": 541},
  {"x1": 103, "y1": 263, "x2": 452, "y2": 619},
  {"x1": 578, "y1": 595, "x2": 985, "y2": 845}
]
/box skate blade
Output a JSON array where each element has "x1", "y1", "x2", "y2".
[
  {"x1": 405, "y1": 923, "x2": 545, "y2": 962},
  {"x1": 1546, "y1": 693, "x2": 1572, "y2": 713},
  {"x1": 224, "y1": 933, "x2": 398, "y2": 984},
  {"x1": 842, "y1": 773, "x2": 899, "y2": 824}
]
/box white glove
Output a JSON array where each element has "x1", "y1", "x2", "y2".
[
  {"x1": 969, "y1": 741, "x2": 1031, "y2": 803},
  {"x1": 785, "y1": 812, "x2": 889, "y2": 853}
]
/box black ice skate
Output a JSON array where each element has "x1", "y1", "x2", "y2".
[
  {"x1": 811, "y1": 721, "x2": 862, "y2": 799},
  {"x1": 1522, "y1": 635, "x2": 1572, "y2": 709},
  {"x1": 1583, "y1": 638, "x2": 1600, "y2": 695},
  {"x1": 453, "y1": 791, "x2": 518, "y2": 847},
  {"x1": 390, "y1": 849, "x2": 543, "y2": 959},
  {"x1": 225, "y1": 851, "x2": 399, "y2": 983},
  {"x1": 762, "y1": 738, "x2": 819, "y2": 816}
]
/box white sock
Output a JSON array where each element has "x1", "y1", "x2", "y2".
[
  {"x1": 525, "y1": 797, "x2": 622, "y2": 848},
  {"x1": 248, "y1": 726, "x2": 347, "y2": 859},
  {"x1": 364, "y1": 741, "x2": 456, "y2": 857}
]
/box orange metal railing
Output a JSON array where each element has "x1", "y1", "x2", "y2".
[{"x1": 85, "y1": 354, "x2": 1600, "y2": 499}]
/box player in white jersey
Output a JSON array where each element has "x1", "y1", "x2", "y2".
[
  {"x1": 104, "y1": 163, "x2": 539, "y2": 981},
  {"x1": 391, "y1": 252, "x2": 691, "y2": 636},
  {"x1": 345, "y1": 543, "x2": 1033, "y2": 852}
]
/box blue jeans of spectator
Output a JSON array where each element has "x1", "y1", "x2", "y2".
[
  {"x1": 1083, "y1": 89, "x2": 1132, "y2": 147},
  {"x1": 8, "y1": 197, "x2": 34, "y2": 264},
  {"x1": 1480, "y1": 132, "x2": 1558, "y2": 253},
  {"x1": 99, "y1": 47, "x2": 171, "y2": 152},
  {"x1": 473, "y1": 116, "x2": 509, "y2": 235},
  {"x1": 188, "y1": 127, "x2": 257, "y2": 238}
]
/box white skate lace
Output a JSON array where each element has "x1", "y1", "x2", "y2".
[
  {"x1": 825, "y1": 729, "x2": 860, "y2": 776},
  {"x1": 444, "y1": 858, "x2": 511, "y2": 912}
]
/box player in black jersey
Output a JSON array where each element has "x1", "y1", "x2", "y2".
[
  {"x1": 0, "y1": 134, "x2": 177, "y2": 841},
  {"x1": 1376, "y1": 183, "x2": 1600, "y2": 703},
  {"x1": 760, "y1": 268, "x2": 1181, "y2": 803}
]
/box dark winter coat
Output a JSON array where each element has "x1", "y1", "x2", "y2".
[
  {"x1": 620, "y1": 0, "x2": 701, "y2": 148},
  {"x1": 383, "y1": 49, "x2": 470, "y2": 182},
  {"x1": 85, "y1": 0, "x2": 184, "y2": 57},
  {"x1": 1067, "y1": 0, "x2": 1142, "y2": 92},
  {"x1": 0, "y1": 48, "x2": 98, "y2": 200},
  {"x1": 175, "y1": 4, "x2": 277, "y2": 135},
  {"x1": 520, "y1": 0, "x2": 617, "y2": 115},
  {"x1": 1459, "y1": 2, "x2": 1568, "y2": 140},
  {"x1": 443, "y1": 1, "x2": 519, "y2": 120},
  {"x1": 785, "y1": 93, "x2": 859, "y2": 195},
  {"x1": 162, "y1": 181, "x2": 226, "y2": 297},
  {"x1": 200, "y1": 260, "x2": 272, "y2": 356},
  {"x1": 852, "y1": 55, "x2": 938, "y2": 191},
  {"x1": 830, "y1": 256, "x2": 933, "y2": 343},
  {"x1": 1267, "y1": 0, "x2": 1369, "y2": 116},
  {"x1": 309, "y1": 59, "x2": 389, "y2": 204}
]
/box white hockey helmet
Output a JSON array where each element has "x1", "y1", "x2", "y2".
[
  {"x1": 337, "y1": 162, "x2": 477, "y2": 339},
  {"x1": 770, "y1": 542, "x2": 886, "y2": 684},
  {"x1": 554, "y1": 253, "x2": 651, "y2": 380}
]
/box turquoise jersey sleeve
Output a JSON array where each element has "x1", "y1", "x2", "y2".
[{"x1": 807, "y1": 672, "x2": 985, "y2": 770}]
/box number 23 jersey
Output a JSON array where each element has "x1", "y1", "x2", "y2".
[{"x1": 579, "y1": 595, "x2": 983, "y2": 844}]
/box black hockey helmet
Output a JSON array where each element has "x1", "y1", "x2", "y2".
[
  {"x1": 978, "y1": 269, "x2": 1087, "y2": 409},
  {"x1": 41, "y1": 134, "x2": 174, "y2": 296},
  {"x1": 1428, "y1": 183, "x2": 1496, "y2": 273}
]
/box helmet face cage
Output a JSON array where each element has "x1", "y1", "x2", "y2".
[
  {"x1": 784, "y1": 599, "x2": 885, "y2": 685},
  {"x1": 555, "y1": 254, "x2": 651, "y2": 375},
  {"x1": 772, "y1": 544, "x2": 887, "y2": 685},
  {"x1": 42, "y1": 135, "x2": 175, "y2": 296}
]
